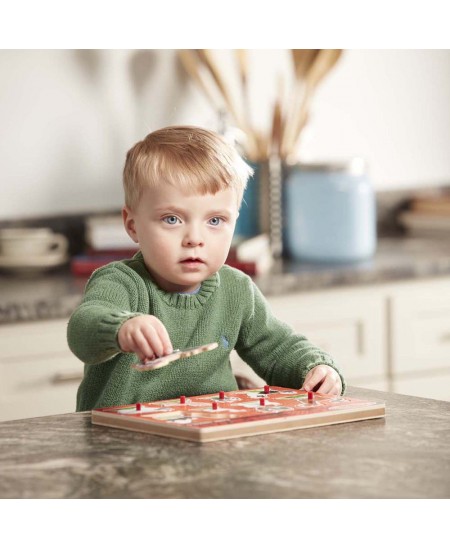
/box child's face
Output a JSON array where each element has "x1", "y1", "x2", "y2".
[{"x1": 123, "y1": 184, "x2": 239, "y2": 293}]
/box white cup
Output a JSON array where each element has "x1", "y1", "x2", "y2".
[{"x1": 0, "y1": 228, "x2": 68, "y2": 258}]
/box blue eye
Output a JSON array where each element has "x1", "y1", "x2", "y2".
[
  {"x1": 163, "y1": 215, "x2": 180, "y2": 225},
  {"x1": 208, "y1": 217, "x2": 222, "y2": 226}
]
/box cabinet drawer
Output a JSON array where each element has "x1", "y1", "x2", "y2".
[
  {"x1": 267, "y1": 288, "x2": 386, "y2": 380},
  {"x1": 0, "y1": 319, "x2": 83, "y2": 421},
  {"x1": 0, "y1": 319, "x2": 70, "y2": 359},
  {"x1": 0, "y1": 354, "x2": 83, "y2": 395},
  {"x1": 390, "y1": 279, "x2": 450, "y2": 374},
  {"x1": 0, "y1": 354, "x2": 83, "y2": 421}
]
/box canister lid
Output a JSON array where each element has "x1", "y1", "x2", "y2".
[{"x1": 288, "y1": 157, "x2": 367, "y2": 176}]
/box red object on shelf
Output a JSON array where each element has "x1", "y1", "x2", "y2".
[
  {"x1": 259, "y1": 397, "x2": 266, "y2": 406},
  {"x1": 225, "y1": 258, "x2": 259, "y2": 276},
  {"x1": 308, "y1": 391, "x2": 314, "y2": 402},
  {"x1": 70, "y1": 255, "x2": 132, "y2": 276},
  {"x1": 225, "y1": 235, "x2": 273, "y2": 276},
  {"x1": 264, "y1": 385, "x2": 270, "y2": 394},
  {"x1": 136, "y1": 402, "x2": 141, "y2": 411},
  {"x1": 70, "y1": 248, "x2": 138, "y2": 277},
  {"x1": 219, "y1": 391, "x2": 225, "y2": 400},
  {"x1": 212, "y1": 401, "x2": 218, "y2": 410},
  {"x1": 180, "y1": 395, "x2": 186, "y2": 404}
]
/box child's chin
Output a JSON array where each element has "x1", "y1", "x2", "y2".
[
  {"x1": 174, "y1": 270, "x2": 204, "y2": 283},
  {"x1": 179, "y1": 262, "x2": 204, "y2": 272}
]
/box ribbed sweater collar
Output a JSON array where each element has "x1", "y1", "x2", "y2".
[{"x1": 155, "y1": 275, "x2": 219, "y2": 308}]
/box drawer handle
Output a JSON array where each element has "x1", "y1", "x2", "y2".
[
  {"x1": 357, "y1": 321, "x2": 365, "y2": 355},
  {"x1": 51, "y1": 372, "x2": 84, "y2": 384}
]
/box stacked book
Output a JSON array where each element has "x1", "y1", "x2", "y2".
[
  {"x1": 84, "y1": 215, "x2": 139, "y2": 251},
  {"x1": 398, "y1": 193, "x2": 450, "y2": 238},
  {"x1": 70, "y1": 215, "x2": 138, "y2": 276},
  {"x1": 226, "y1": 233, "x2": 273, "y2": 276}
]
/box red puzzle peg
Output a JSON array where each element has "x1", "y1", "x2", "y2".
[
  {"x1": 308, "y1": 391, "x2": 314, "y2": 403},
  {"x1": 180, "y1": 395, "x2": 186, "y2": 404},
  {"x1": 264, "y1": 385, "x2": 270, "y2": 394},
  {"x1": 219, "y1": 391, "x2": 225, "y2": 400},
  {"x1": 259, "y1": 397, "x2": 266, "y2": 406},
  {"x1": 136, "y1": 402, "x2": 142, "y2": 411},
  {"x1": 212, "y1": 401, "x2": 218, "y2": 410}
]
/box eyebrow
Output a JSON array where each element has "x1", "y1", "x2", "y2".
[
  {"x1": 154, "y1": 205, "x2": 187, "y2": 215},
  {"x1": 155, "y1": 205, "x2": 235, "y2": 217}
]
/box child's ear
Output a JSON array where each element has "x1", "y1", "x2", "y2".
[{"x1": 122, "y1": 206, "x2": 139, "y2": 243}]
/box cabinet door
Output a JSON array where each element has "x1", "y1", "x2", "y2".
[
  {"x1": 0, "y1": 320, "x2": 83, "y2": 421},
  {"x1": 393, "y1": 372, "x2": 450, "y2": 401},
  {"x1": 0, "y1": 319, "x2": 73, "y2": 358},
  {"x1": 266, "y1": 287, "x2": 386, "y2": 383},
  {"x1": 230, "y1": 351, "x2": 266, "y2": 388},
  {"x1": 390, "y1": 278, "x2": 450, "y2": 374}
]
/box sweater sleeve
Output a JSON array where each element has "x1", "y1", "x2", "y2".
[
  {"x1": 67, "y1": 263, "x2": 145, "y2": 365},
  {"x1": 235, "y1": 279, "x2": 346, "y2": 394}
]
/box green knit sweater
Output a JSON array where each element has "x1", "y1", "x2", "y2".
[{"x1": 68, "y1": 253, "x2": 345, "y2": 411}]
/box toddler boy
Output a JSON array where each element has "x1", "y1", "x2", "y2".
[{"x1": 68, "y1": 126, "x2": 345, "y2": 411}]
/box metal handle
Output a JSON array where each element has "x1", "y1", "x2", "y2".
[{"x1": 51, "y1": 371, "x2": 83, "y2": 384}]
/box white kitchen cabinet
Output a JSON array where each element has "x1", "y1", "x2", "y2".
[
  {"x1": 233, "y1": 276, "x2": 450, "y2": 401},
  {"x1": 0, "y1": 319, "x2": 83, "y2": 421},
  {"x1": 390, "y1": 278, "x2": 450, "y2": 373},
  {"x1": 267, "y1": 287, "x2": 387, "y2": 385},
  {"x1": 231, "y1": 285, "x2": 388, "y2": 390},
  {"x1": 388, "y1": 277, "x2": 450, "y2": 401}
]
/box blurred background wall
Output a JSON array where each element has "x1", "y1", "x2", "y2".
[{"x1": 1, "y1": 49, "x2": 450, "y2": 220}]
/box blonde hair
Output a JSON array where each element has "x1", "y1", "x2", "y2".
[{"x1": 123, "y1": 126, "x2": 253, "y2": 210}]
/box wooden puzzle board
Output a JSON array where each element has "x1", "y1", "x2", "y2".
[{"x1": 91, "y1": 387, "x2": 386, "y2": 443}]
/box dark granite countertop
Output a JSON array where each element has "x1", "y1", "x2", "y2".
[
  {"x1": 257, "y1": 235, "x2": 450, "y2": 296},
  {"x1": 0, "y1": 387, "x2": 449, "y2": 498},
  {"x1": 1, "y1": 236, "x2": 450, "y2": 324}
]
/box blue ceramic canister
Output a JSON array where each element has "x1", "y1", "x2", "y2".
[
  {"x1": 283, "y1": 159, "x2": 376, "y2": 262},
  {"x1": 234, "y1": 161, "x2": 261, "y2": 239}
]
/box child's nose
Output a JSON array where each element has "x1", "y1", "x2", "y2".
[{"x1": 182, "y1": 227, "x2": 205, "y2": 247}]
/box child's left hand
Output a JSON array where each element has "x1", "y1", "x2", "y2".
[{"x1": 301, "y1": 365, "x2": 342, "y2": 395}]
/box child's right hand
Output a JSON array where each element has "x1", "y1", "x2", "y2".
[{"x1": 118, "y1": 315, "x2": 173, "y2": 362}]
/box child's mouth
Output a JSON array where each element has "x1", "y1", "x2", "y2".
[{"x1": 180, "y1": 258, "x2": 205, "y2": 265}]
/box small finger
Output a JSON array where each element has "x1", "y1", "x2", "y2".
[
  {"x1": 321, "y1": 374, "x2": 342, "y2": 395},
  {"x1": 302, "y1": 367, "x2": 325, "y2": 391},
  {"x1": 153, "y1": 320, "x2": 173, "y2": 355},
  {"x1": 120, "y1": 332, "x2": 135, "y2": 354},
  {"x1": 140, "y1": 324, "x2": 165, "y2": 358},
  {"x1": 301, "y1": 371, "x2": 315, "y2": 391},
  {"x1": 132, "y1": 331, "x2": 156, "y2": 361},
  {"x1": 316, "y1": 377, "x2": 335, "y2": 395}
]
